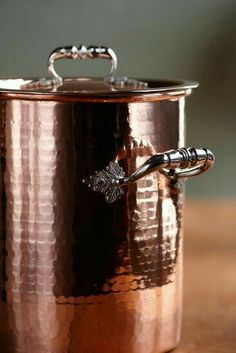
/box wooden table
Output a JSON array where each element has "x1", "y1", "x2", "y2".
[{"x1": 175, "y1": 200, "x2": 236, "y2": 353}]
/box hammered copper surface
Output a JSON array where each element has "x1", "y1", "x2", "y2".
[{"x1": 0, "y1": 98, "x2": 185, "y2": 353}]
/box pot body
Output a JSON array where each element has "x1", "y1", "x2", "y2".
[{"x1": 0, "y1": 96, "x2": 186, "y2": 353}]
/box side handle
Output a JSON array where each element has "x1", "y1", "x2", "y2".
[{"x1": 83, "y1": 147, "x2": 215, "y2": 203}]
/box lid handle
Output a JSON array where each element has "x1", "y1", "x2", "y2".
[{"x1": 48, "y1": 45, "x2": 118, "y2": 83}]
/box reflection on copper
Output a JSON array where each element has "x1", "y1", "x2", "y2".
[{"x1": 0, "y1": 99, "x2": 185, "y2": 353}]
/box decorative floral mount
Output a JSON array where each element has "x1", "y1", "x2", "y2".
[{"x1": 83, "y1": 161, "x2": 125, "y2": 203}]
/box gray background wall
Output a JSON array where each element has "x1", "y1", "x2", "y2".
[{"x1": 0, "y1": 0, "x2": 235, "y2": 198}]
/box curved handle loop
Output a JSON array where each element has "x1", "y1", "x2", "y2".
[
  {"x1": 48, "y1": 45, "x2": 118, "y2": 83},
  {"x1": 83, "y1": 147, "x2": 215, "y2": 203},
  {"x1": 130, "y1": 147, "x2": 215, "y2": 182}
]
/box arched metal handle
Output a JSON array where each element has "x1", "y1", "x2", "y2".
[
  {"x1": 129, "y1": 147, "x2": 215, "y2": 181},
  {"x1": 48, "y1": 45, "x2": 118, "y2": 83},
  {"x1": 83, "y1": 147, "x2": 215, "y2": 203}
]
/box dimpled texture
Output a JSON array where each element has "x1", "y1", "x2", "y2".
[{"x1": 0, "y1": 98, "x2": 185, "y2": 353}]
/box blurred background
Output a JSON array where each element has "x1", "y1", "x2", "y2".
[
  {"x1": 0, "y1": 3, "x2": 236, "y2": 351},
  {"x1": 0, "y1": 0, "x2": 235, "y2": 198}
]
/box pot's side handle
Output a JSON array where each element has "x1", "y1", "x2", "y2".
[
  {"x1": 83, "y1": 147, "x2": 215, "y2": 203},
  {"x1": 48, "y1": 45, "x2": 117, "y2": 83},
  {"x1": 129, "y1": 148, "x2": 215, "y2": 181}
]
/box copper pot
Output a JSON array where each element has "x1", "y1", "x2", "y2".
[{"x1": 0, "y1": 45, "x2": 214, "y2": 353}]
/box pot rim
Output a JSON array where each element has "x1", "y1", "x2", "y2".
[{"x1": 0, "y1": 77, "x2": 199, "y2": 103}]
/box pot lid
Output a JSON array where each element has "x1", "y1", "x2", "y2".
[{"x1": 0, "y1": 45, "x2": 198, "y2": 102}]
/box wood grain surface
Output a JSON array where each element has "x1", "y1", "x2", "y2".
[{"x1": 174, "y1": 200, "x2": 236, "y2": 353}]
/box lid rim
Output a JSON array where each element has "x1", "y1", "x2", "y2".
[{"x1": 0, "y1": 77, "x2": 199, "y2": 102}]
